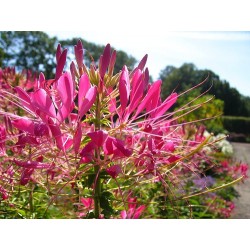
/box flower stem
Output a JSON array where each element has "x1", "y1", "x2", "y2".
[
  {"x1": 29, "y1": 183, "x2": 34, "y2": 218},
  {"x1": 94, "y1": 165, "x2": 101, "y2": 218},
  {"x1": 94, "y1": 91, "x2": 102, "y2": 218}
]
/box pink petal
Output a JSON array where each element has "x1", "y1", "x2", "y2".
[
  {"x1": 106, "y1": 165, "x2": 122, "y2": 179},
  {"x1": 119, "y1": 66, "x2": 130, "y2": 112},
  {"x1": 120, "y1": 210, "x2": 127, "y2": 219},
  {"x1": 15, "y1": 135, "x2": 39, "y2": 150},
  {"x1": 131, "y1": 54, "x2": 148, "y2": 76},
  {"x1": 103, "y1": 136, "x2": 132, "y2": 157},
  {"x1": 133, "y1": 205, "x2": 146, "y2": 219},
  {"x1": 114, "y1": 139, "x2": 132, "y2": 157},
  {"x1": 0, "y1": 186, "x2": 8, "y2": 200},
  {"x1": 99, "y1": 44, "x2": 111, "y2": 78},
  {"x1": 56, "y1": 44, "x2": 62, "y2": 63},
  {"x1": 57, "y1": 72, "x2": 75, "y2": 121},
  {"x1": 63, "y1": 135, "x2": 73, "y2": 151},
  {"x1": 0, "y1": 125, "x2": 6, "y2": 156},
  {"x1": 152, "y1": 93, "x2": 177, "y2": 119},
  {"x1": 167, "y1": 155, "x2": 181, "y2": 163},
  {"x1": 164, "y1": 141, "x2": 175, "y2": 152},
  {"x1": 15, "y1": 87, "x2": 35, "y2": 113},
  {"x1": 38, "y1": 72, "x2": 45, "y2": 89},
  {"x1": 14, "y1": 159, "x2": 51, "y2": 169},
  {"x1": 87, "y1": 130, "x2": 108, "y2": 147},
  {"x1": 103, "y1": 136, "x2": 115, "y2": 155},
  {"x1": 57, "y1": 72, "x2": 74, "y2": 105},
  {"x1": 108, "y1": 50, "x2": 116, "y2": 76},
  {"x1": 12, "y1": 118, "x2": 34, "y2": 134},
  {"x1": 128, "y1": 197, "x2": 137, "y2": 210},
  {"x1": 70, "y1": 61, "x2": 78, "y2": 80},
  {"x1": 78, "y1": 73, "x2": 91, "y2": 111},
  {"x1": 80, "y1": 197, "x2": 93, "y2": 209},
  {"x1": 108, "y1": 96, "x2": 116, "y2": 113},
  {"x1": 143, "y1": 68, "x2": 150, "y2": 93},
  {"x1": 55, "y1": 49, "x2": 67, "y2": 79},
  {"x1": 34, "y1": 122, "x2": 49, "y2": 137},
  {"x1": 145, "y1": 83, "x2": 161, "y2": 114},
  {"x1": 79, "y1": 142, "x2": 95, "y2": 163},
  {"x1": 48, "y1": 119, "x2": 64, "y2": 151},
  {"x1": 133, "y1": 80, "x2": 162, "y2": 119},
  {"x1": 74, "y1": 40, "x2": 84, "y2": 68},
  {"x1": 31, "y1": 89, "x2": 56, "y2": 118},
  {"x1": 20, "y1": 168, "x2": 34, "y2": 185},
  {"x1": 137, "y1": 54, "x2": 148, "y2": 71},
  {"x1": 128, "y1": 69, "x2": 144, "y2": 114},
  {"x1": 78, "y1": 86, "x2": 97, "y2": 119},
  {"x1": 148, "y1": 138, "x2": 157, "y2": 154}
]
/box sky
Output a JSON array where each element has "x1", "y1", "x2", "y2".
[{"x1": 46, "y1": 31, "x2": 250, "y2": 97}]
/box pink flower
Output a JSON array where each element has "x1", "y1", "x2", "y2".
[
  {"x1": 99, "y1": 44, "x2": 111, "y2": 79},
  {"x1": 74, "y1": 40, "x2": 84, "y2": 69},
  {"x1": 12, "y1": 118, "x2": 49, "y2": 137},
  {"x1": 240, "y1": 164, "x2": 249, "y2": 178},
  {"x1": 55, "y1": 45, "x2": 67, "y2": 79},
  {"x1": 0, "y1": 185, "x2": 8, "y2": 200},
  {"x1": 80, "y1": 131, "x2": 132, "y2": 163},
  {"x1": 78, "y1": 73, "x2": 97, "y2": 120},
  {"x1": 103, "y1": 136, "x2": 132, "y2": 157},
  {"x1": 56, "y1": 72, "x2": 75, "y2": 122},
  {"x1": 120, "y1": 196, "x2": 146, "y2": 219},
  {"x1": 14, "y1": 159, "x2": 52, "y2": 169},
  {"x1": 106, "y1": 165, "x2": 122, "y2": 178},
  {"x1": 80, "y1": 197, "x2": 93, "y2": 209},
  {"x1": 0, "y1": 125, "x2": 6, "y2": 156},
  {"x1": 20, "y1": 168, "x2": 34, "y2": 185}
]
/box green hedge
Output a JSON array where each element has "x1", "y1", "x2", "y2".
[{"x1": 222, "y1": 116, "x2": 250, "y2": 135}]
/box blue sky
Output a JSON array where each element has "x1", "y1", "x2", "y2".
[{"x1": 47, "y1": 31, "x2": 250, "y2": 97}]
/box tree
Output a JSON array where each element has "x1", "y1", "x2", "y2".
[
  {"x1": 0, "y1": 32, "x2": 137, "y2": 79},
  {"x1": 160, "y1": 63, "x2": 250, "y2": 117},
  {"x1": 0, "y1": 32, "x2": 58, "y2": 78}
]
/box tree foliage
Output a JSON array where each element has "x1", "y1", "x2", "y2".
[
  {"x1": 0, "y1": 32, "x2": 58, "y2": 78},
  {"x1": 0, "y1": 32, "x2": 136, "y2": 79},
  {"x1": 160, "y1": 63, "x2": 250, "y2": 117}
]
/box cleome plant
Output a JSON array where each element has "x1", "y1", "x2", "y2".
[{"x1": 0, "y1": 40, "x2": 247, "y2": 218}]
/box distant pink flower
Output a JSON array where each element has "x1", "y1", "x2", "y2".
[
  {"x1": 240, "y1": 164, "x2": 248, "y2": 178},
  {"x1": 106, "y1": 165, "x2": 122, "y2": 178},
  {"x1": 14, "y1": 159, "x2": 52, "y2": 169},
  {"x1": 120, "y1": 196, "x2": 146, "y2": 219},
  {"x1": 0, "y1": 125, "x2": 6, "y2": 156},
  {"x1": 80, "y1": 197, "x2": 93, "y2": 209},
  {"x1": 20, "y1": 168, "x2": 34, "y2": 186},
  {"x1": 0, "y1": 185, "x2": 8, "y2": 200}
]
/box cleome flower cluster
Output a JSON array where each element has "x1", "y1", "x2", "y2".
[{"x1": 0, "y1": 40, "x2": 246, "y2": 218}]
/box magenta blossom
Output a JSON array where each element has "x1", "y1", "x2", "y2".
[
  {"x1": 0, "y1": 38, "x2": 239, "y2": 219},
  {"x1": 120, "y1": 196, "x2": 146, "y2": 219}
]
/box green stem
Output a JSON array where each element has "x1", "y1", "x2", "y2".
[
  {"x1": 94, "y1": 165, "x2": 101, "y2": 218},
  {"x1": 94, "y1": 91, "x2": 102, "y2": 218},
  {"x1": 29, "y1": 183, "x2": 34, "y2": 218}
]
